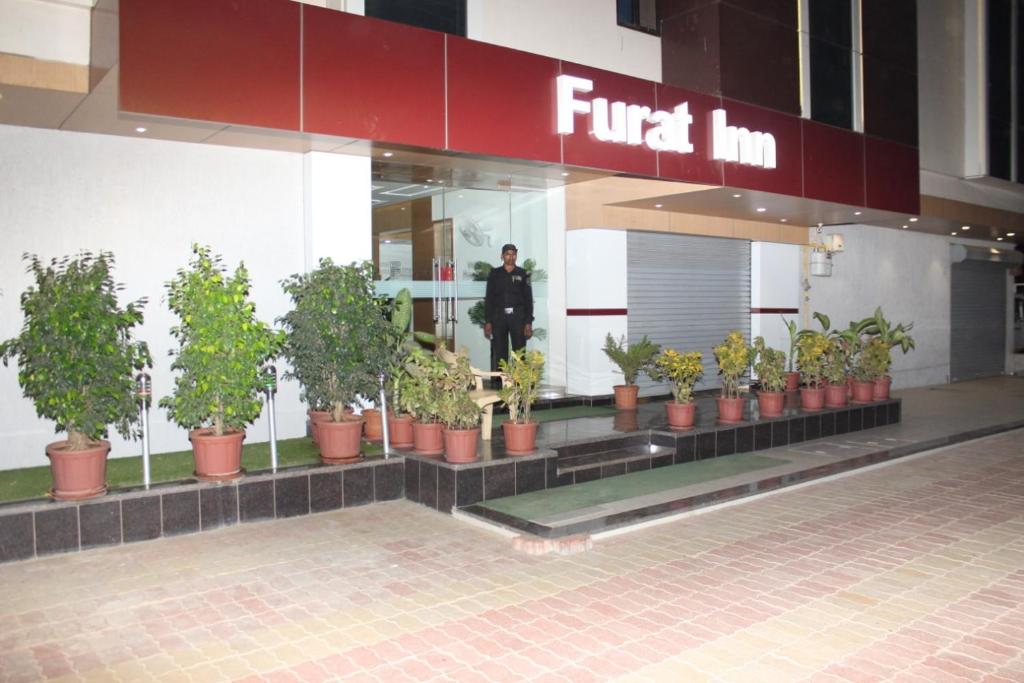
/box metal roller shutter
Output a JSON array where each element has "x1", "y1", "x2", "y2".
[
  {"x1": 950, "y1": 260, "x2": 1007, "y2": 382},
  {"x1": 627, "y1": 232, "x2": 751, "y2": 395}
]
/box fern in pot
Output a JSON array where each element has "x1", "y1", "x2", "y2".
[
  {"x1": 498, "y1": 348, "x2": 545, "y2": 454},
  {"x1": 1, "y1": 252, "x2": 151, "y2": 499},
  {"x1": 602, "y1": 333, "x2": 660, "y2": 410},
  {"x1": 160, "y1": 245, "x2": 284, "y2": 480},
  {"x1": 279, "y1": 260, "x2": 395, "y2": 464}
]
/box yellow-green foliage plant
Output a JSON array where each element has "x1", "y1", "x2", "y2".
[
  {"x1": 499, "y1": 349, "x2": 545, "y2": 424},
  {"x1": 751, "y1": 337, "x2": 786, "y2": 393},
  {"x1": 651, "y1": 348, "x2": 704, "y2": 404},
  {"x1": 713, "y1": 331, "x2": 750, "y2": 399},
  {"x1": 796, "y1": 331, "x2": 831, "y2": 389},
  {"x1": 858, "y1": 337, "x2": 891, "y2": 381}
]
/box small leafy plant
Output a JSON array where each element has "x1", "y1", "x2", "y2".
[
  {"x1": 713, "y1": 331, "x2": 750, "y2": 399},
  {"x1": 782, "y1": 316, "x2": 799, "y2": 373},
  {"x1": 499, "y1": 348, "x2": 545, "y2": 424},
  {"x1": 858, "y1": 337, "x2": 891, "y2": 381},
  {"x1": 161, "y1": 245, "x2": 284, "y2": 436},
  {"x1": 0, "y1": 252, "x2": 152, "y2": 450},
  {"x1": 436, "y1": 349, "x2": 481, "y2": 430},
  {"x1": 399, "y1": 346, "x2": 448, "y2": 423},
  {"x1": 602, "y1": 333, "x2": 661, "y2": 386},
  {"x1": 751, "y1": 337, "x2": 786, "y2": 393},
  {"x1": 650, "y1": 348, "x2": 704, "y2": 404},
  {"x1": 796, "y1": 331, "x2": 831, "y2": 389}
]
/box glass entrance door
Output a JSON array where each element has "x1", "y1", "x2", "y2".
[{"x1": 373, "y1": 182, "x2": 548, "y2": 376}]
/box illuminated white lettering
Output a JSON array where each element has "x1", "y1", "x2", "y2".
[{"x1": 711, "y1": 109, "x2": 776, "y2": 169}]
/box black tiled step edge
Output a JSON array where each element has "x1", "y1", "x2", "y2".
[
  {"x1": 460, "y1": 416, "x2": 1024, "y2": 539},
  {"x1": 0, "y1": 458, "x2": 404, "y2": 564}
]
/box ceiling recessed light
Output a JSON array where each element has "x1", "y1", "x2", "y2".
[
  {"x1": 457, "y1": 194, "x2": 464, "y2": 199},
  {"x1": 135, "y1": 126, "x2": 147, "y2": 133},
  {"x1": 909, "y1": 217, "x2": 918, "y2": 222},
  {"x1": 854, "y1": 211, "x2": 862, "y2": 216},
  {"x1": 756, "y1": 207, "x2": 767, "y2": 212},
  {"x1": 997, "y1": 237, "x2": 1004, "y2": 241},
  {"x1": 560, "y1": 172, "x2": 570, "y2": 177},
  {"x1": 901, "y1": 225, "x2": 908, "y2": 229},
  {"x1": 779, "y1": 218, "x2": 787, "y2": 223},
  {"x1": 654, "y1": 204, "x2": 663, "y2": 209},
  {"x1": 732, "y1": 194, "x2": 742, "y2": 198},
  {"x1": 1007, "y1": 232, "x2": 1016, "y2": 237},
  {"x1": 951, "y1": 232, "x2": 957, "y2": 236},
  {"x1": 961, "y1": 225, "x2": 970, "y2": 230},
  {"x1": 382, "y1": 152, "x2": 394, "y2": 158}
]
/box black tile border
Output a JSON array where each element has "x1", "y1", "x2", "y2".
[{"x1": 0, "y1": 398, "x2": 924, "y2": 564}]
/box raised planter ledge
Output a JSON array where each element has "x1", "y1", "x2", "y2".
[{"x1": 0, "y1": 458, "x2": 404, "y2": 564}]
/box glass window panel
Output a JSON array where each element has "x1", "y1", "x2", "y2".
[
  {"x1": 364, "y1": 0, "x2": 466, "y2": 36},
  {"x1": 810, "y1": 38, "x2": 853, "y2": 129},
  {"x1": 809, "y1": 0, "x2": 851, "y2": 48}
]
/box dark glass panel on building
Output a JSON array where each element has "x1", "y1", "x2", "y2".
[
  {"x1": 727, "y1": 0, "x2": 798, "y2": 27},
  {"x1": 809, "y1": 0, "x2": 851, "y2": 47},
  {"x1": 365, "y1": 0, "x2": 466, "y2": 36},
  {"x1": 863, "y1": 56, "x2": 918, "y2": 146},
  {"x1": 719, "y1": 3, "x2": 801, "y2": 114},
  {"x1": 988, "y1": 0, "x2": 1012, "y2": 180},
  {"x1": 810, "y1": 38, "x2": 852, "y2": 129},
  {"x1": 617, "y1": 0, "x2": 659, "y2": 34},
  {"x1": 861, "y1": 0, "x2": 917, "y2": 71}
]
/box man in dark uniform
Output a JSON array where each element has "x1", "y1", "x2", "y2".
[{"x1": 484, "y1": 243, "x2": 533, "y2": 379}]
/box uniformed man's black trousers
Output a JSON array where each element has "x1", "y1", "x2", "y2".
[{"x1": 491, "y1": 309, "x2": 528, "y2": 376}]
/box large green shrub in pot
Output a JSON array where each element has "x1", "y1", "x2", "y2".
[
  {"x1": 278, "y1": 259, "x2": 395, "y2": 423},
  {"x1": 0, "y1": 252, "x2": 152, "y2": 450},
  {"x1": 160, "y1": 245, "x2": 284, "y2": 435}
]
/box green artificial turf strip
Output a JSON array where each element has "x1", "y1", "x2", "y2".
[
  {"x1": 479, "y1": 453, "x2": 787, "y2": 520},
  {"x1": 0, "y1": 437, "x2": 383, "y2": 504},
  {"x1": 529, "y1": 405, "x2": 619, "y2": 422}
]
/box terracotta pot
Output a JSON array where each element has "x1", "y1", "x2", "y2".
[
  {"x1": 307, "y1": 409, "x2": 331, "y2": 445},
  {"x1": 757, "y1": 391, "x2": 785, "y2": 418},
  {"x1": 825, "y1": 383, "x2": 849, "y2": 408},
  {"x1": 665, "y1": 401, "x2": 696, "y2": 429},
  {"x1": 502, "y1": 420, "x2": 539, "y2": 455},
  {"x1": 189, "y1": 429, "x2": 245, "y2": 481},
  {"x1": 716, "y1": 396, "x2": 744, "y2": 423},
  {"x1": 846, "y1": 376, "x2": 854, "y2": 399},
  {"x1": 443, "y1": 427, "x2": 480, "y2": 463},
  {"x1": 613, "y1": 410, "x2": 640, "y2": 432},
  {"x1": 388, "y1": 412, "x2": 415, "y2": 449},
  {"x1": 800, "y1": 386, "x2": 826, "y2": 411},
  {"x1": 318, "y1": 418, "x2": 363, "y2": 464},
  {"x1": 873, "y1": 376, "x2": 892, "y2": 400},
  {"x1": 412, "y1": 421, "x2": 444, "y2": 456},
  {"x1": 45, "y1": 439, "x2": 110, "y2": 500},
  {"x1": 784, "y1": 371, "x2": 801, "y2": 392},
  {"x1": 851, "y1": 380, "x2": 875, "y2": 404},
  {"x1": 362, "y1": 408, "x2": 383, "y2": 442},
  {"x1": 613, "y1": 384, "x2": 639, "y2": 410}
]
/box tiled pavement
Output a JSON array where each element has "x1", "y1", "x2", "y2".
[{"x1": 1, "y1": 429, "x2": 1022, "y2": 682}]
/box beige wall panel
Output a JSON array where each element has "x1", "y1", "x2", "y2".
[{"x1": 0, "y1": 52, "x2": 87, "y2": 92}]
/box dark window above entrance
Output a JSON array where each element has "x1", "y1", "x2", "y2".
[{"x1": 365, "y1": 0, "x2": 466, "y2": 36}]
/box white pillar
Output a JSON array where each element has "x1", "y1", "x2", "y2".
[
  {"x1": 303, "y1": 151, "x2": 371, "y2": 270},
  {"x1": 546, "y1": 186, "x2": 568, "y2": 389},
  {"x1": 750, "y1": 242, "x2": 801, "y2": 358}
]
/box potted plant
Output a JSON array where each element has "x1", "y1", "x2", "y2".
[
  {"x1": 856, "y1": 307, "x2": 915, "y2": 400},
  {"x1": 795, "y1": 331, "x2": 830, "y2": 411},
  {"x1": 1, "y1": 252, "x2": 152, "y2": 500},
  {"x1": 751, "y1": 337, "x2": 786, "y2": 418},
  {"x1": 649, "y1": 348, "x2": 704, "y2": 429},
  {"x1": 854, "y1": 338, "x2": 890, "y2": 403},
  {"x1": 781, "y1": 316, "x2": 801, "y2": 391},
  {"x1": 279, "y1": 259, "x2": 394, "y2": 464},
  {"x1": 602, "y1": 333, "x2": 660, "y2": 410},
  {"x1": 436, "y1": 349, "x2": 481, "y2": 463},
  {"x1": 713, "y1": 331, "x2": 750, "y2": 423},
  {"x1": 161, "y1": 245, "x2": 283, "y2": 480},
  {"x1": 812, "y1": 312, "x2": 859, "y2": 408},
  {"x1": 498, "y1": 348, "x2": 545, "y2": 454},
  {"x1": 400, "y1": 345, "x2": 448, "y2": 456}
]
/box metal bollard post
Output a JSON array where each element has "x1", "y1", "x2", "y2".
[
  {"x1": 263, "y1": 365, "x2": 279, "y2": 472},
  {"x1": 379, "y1": 372, "x2": 391, "y2": 458},
  {"x1": 135, "y1": 372, "x2": 152, "y2": 489}
]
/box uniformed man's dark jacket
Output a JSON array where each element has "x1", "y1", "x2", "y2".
[{"x1": 485, "y1": 266, "x2": 533, "y2": 324}]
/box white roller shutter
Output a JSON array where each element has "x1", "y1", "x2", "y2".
[{"x1": 627, "y1": 232, "x2": 751, "y2": 396}]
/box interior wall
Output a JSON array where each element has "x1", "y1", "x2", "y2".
[
  {"x1": 0, "y1": 124, "x2": 311, "y2": 470},
  {"x1": 806, "y1": 224, "x2": 952, "y2": 389}
]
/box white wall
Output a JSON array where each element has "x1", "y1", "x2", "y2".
[
  {"x1": 0, "y1": 0, "x2": 93, "y2": 65},
  {"x1": 751, "y1": 242, "x2": 801, "y2": 366},
  {"x1": 545, "y1": 186, "x2": 567, "y2": 390},
  {"x1": 0, "y1": 124, "x2": 318, "y2": 469},
  {"x1": 467, "y1": 0, "x2": 661, "y2": 82},
  {"x1": 917, "y1": 0, "x2": 966, "y2": 179},
  {"x1": 566, "y1": 229, "x2": 627, "y2": 395},
  {"x1": 806, "y1": 224, "x2": 952, "y2": 389}
]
